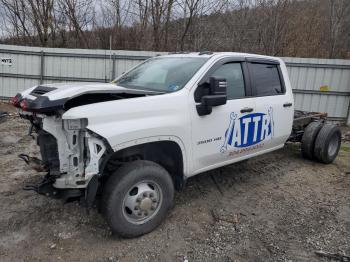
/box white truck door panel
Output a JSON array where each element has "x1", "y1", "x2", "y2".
[
  {"x1": 190, "y1": 57, "x2": 294, "y2": 175},
  {"x1": 252, "y1": 96, "x2": 291, "y2": 149},
  {"x1": 191, "y1": 60, "x2": 260, "y2": 172},
  {"x1": 247, "y1": 61, "x2": 294, "y2": 150},
  {"x1": 191, "y1": 98, "x2": 257, "y2": 171}
]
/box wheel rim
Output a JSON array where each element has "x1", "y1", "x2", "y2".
[
  {"x1": 122, "y1": 180, "x2": 163, "y2": 225},
  {"x1": 328, "y1": 133, "x2": 339, "y2": 157}
]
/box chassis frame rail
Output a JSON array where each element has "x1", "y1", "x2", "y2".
[{"x1": 288, "y1": 110, "x2": 328, "y2": 142}]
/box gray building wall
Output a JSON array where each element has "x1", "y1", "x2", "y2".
[{"x1": 1, "y1": 44, "x2": 349, "y2": 124}]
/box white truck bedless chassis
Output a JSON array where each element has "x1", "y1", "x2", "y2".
[{"x1": 12, "y1": 52, "x2": 341, "y2": 237}]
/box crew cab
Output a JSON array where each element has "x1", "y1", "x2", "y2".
[{"x1": 11, "y1": 52, "x2": 341, "y2": 237}]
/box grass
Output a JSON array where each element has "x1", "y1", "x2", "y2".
[{"x1": 340, "y1": 145, "x2": 350, "y2": 153}]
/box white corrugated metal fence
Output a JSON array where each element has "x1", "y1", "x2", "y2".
[{"x1": 1, "y1": 44, "x2": 349, "y2": 124}]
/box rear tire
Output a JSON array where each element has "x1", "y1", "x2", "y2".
[
  {"x1": 102, "y1": 160, "x2": 174, "y2": 238},
  {"x1": 301, "y1": 121, "x2": 323, "y2": 159},
  {"x1": 313, "y1": 124, "x2": 341, "y2": 164}
]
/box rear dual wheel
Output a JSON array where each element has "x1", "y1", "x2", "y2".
[
  {"x1": 301, "y1": 122, "x2": 341, "y2": 164},
  {"x1": 301, "y1": 121, "x2": 323, "y2": 159},
  {"x1": 313, "y1": 124, "x2": 341, "y2": 164}
]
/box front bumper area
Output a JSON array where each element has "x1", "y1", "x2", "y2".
[
  {"x1": 24, "y1": 172, "x2": 83, "y2": 201},
  {"x1": 24, "y1": 172, "x2": 99, "y2": 208},
  {"x1": 19, "y1": 111, "x2": 107, "y2": 191},
  {"x1": 42, "y1": 115, "x2": 106, "y2": 189}
]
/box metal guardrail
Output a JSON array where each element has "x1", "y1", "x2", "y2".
[
  {"x1": 284, "y1": 62, "x2": 350, "y2": 70},
  {"x1": 0, "y1": 48, "x2": 152, "y2": 60},
  {"x1": 2, "y1": 48, "x2": 350, "y2": 69},
  {"x1": 292, "y1": 89, "x2": 350, "y2": 96},
  {"x1": 0, "y1": 72, "x2": 107, "y2": 82}
]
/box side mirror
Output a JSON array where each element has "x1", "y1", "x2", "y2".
[
  {"x1": 196, "y1": 77, "x2": 227, "y2": 116},
  {"x1": 208, "y1": 77, "x2": 227, "y2": 96}
]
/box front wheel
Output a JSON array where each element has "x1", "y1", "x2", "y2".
[{"x1": 102, "y1": 160, "x2": 174, "y2": 238}]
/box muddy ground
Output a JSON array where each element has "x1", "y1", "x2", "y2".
[{"x1": 0, "y1": 102, "x2": 349, "y2": 262}]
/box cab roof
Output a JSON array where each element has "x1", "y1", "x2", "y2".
[{"x1": 159, "y1": 52, "x2": 282, "y2": 63}]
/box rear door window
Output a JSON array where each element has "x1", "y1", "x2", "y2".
[{"x1": 249, "y1": 63, "x2": 284, "y2": 96}]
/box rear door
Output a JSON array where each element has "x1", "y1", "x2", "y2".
[{"x1": 246, "y1": 59, "x2": 294, "y2": 151}]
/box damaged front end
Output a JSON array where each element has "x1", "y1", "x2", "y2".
[
  {"x1": 11, "y1": 85, "x2": 116, "y2": 205},
  {"x1": 12, "y1": 82, "x2": 161, "y2": 204},
  {"x1": 20, "y1": 113, "x2": 107, "y2": 205}
]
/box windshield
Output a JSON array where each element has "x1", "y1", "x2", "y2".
[{"x1": 114, "y1": 57, "x2": 208, "y2": 92}]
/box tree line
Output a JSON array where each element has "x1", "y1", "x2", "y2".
[{"x1": 0, "y1": 0, "x2": 349, "y2": 58}]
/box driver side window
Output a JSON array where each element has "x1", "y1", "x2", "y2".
[{"x1": 210, "y1": 63, "x2": 245, "y2": 99}]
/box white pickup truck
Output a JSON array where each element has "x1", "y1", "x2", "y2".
[{"x1": 11, "y1": 52, "x2": 341, "y2": 237}]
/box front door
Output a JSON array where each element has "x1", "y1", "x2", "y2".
[{"x1": 190, "y1": 59, "x2": 257, "y2": 174}]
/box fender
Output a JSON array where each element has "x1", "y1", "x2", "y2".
[{"x1": 100, "y1": 135, "x2": 189, "y2": 177}]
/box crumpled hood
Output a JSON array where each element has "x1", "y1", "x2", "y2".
[
  {"x1": 21, "y1": 82, "x2": 159, "y2": 100},
  {"x1": 13, "y1": 82, "x2": 162, "y2": 114}
]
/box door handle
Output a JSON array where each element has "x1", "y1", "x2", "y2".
[
  {"x1": 283, "y1": 102, "x2": 293, "y2": 107},
  {"x1": 240, "y1": 107, "x2": 254, "y2": 113}
]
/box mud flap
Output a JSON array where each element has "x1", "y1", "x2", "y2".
[{"x1": 84, "y1": 175, "x2": 99, "y2": 209}]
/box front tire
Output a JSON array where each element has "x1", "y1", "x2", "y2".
[{"x1": 102, "y1": 160, "x2": 174, "y2": 238}]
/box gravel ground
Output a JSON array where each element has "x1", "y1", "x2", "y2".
[{"x1": 0, "y1": 102, "x2": 349, "y2": 262}]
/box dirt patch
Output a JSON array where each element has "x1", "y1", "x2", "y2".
[
  {"x1": 0, "y1": 101, "x2": 16, "y2": 113},
  {"x1": 0, "y1": 102, "x2": 17, "y2": 124},
  {"x1": 0, "y1": 116, "x2": 349, "y2": 261}
]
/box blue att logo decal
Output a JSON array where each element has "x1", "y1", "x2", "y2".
[{"x1": 221, "y1": 107, "x2": 274, "y2": 153}]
